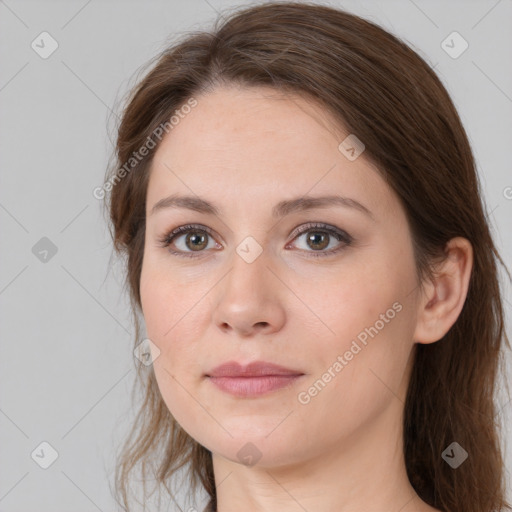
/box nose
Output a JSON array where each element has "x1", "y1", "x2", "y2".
[{"x1": 211, "y1": 247, "x2": 286, "y2": 338}]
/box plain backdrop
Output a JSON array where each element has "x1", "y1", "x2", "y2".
[{"x1": 1, "y1": 1, "x2": 511, "y2": 511}]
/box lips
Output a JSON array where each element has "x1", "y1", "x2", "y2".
[
  {"x1": 205, "y1": 361, "x2": 306, "y2": 398},
  {"x1": 206, "y1": 360, "x2": 304, "y2": 378}
]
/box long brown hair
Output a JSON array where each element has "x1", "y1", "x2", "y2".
[{"x1": 102, "y1": 2, "x2": 511, "y2": 511}]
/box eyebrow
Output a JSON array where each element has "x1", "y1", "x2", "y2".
[{"x1": 150, "y1": 193, "x2": 374, "y2": 220}]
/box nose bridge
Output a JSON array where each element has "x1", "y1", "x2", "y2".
[
  {"x1": 227, "y1": 236, "x2": 271, "y2": 298},
  {"x1": 212, "y1": 238, "x2": 285, "y2": 336}
]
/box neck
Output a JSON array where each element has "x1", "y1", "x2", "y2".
[{"x1": 210, "y1": 397, "x2": 428, "y2": 512}]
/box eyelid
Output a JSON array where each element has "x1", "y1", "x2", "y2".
[{"x1": 288, "y1": 222, "x2": 351, "y2": 242}]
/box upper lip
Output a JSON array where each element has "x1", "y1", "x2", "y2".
[{"x1": 206, "y1": 361, "x2": 304, "y2": 378}]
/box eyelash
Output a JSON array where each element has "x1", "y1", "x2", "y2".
[{"x1": 156, "y1": 222, "x2": 353, "y2": 259}]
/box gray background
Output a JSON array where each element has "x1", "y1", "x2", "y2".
[{"x1": 1, "y1": 0, "x2": 511, "y2": 511}]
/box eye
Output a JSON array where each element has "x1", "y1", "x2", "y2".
[
  {"x1": 157, "y1": 222, "x2": 353, "y2": 258},
  {"x1": 286, "y1": 222, "x2": 353, "y2": 258},
  {"x1": 156, "y1": 224, "x2": 219, "y2": 258}
]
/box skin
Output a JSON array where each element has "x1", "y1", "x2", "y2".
[{"x1": 140, "y1": 84, "x2": 473, "y2": 512}]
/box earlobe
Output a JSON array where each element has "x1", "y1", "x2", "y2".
[{"x1": 413, "y1": 237, "x2": 473, "y2": 345}]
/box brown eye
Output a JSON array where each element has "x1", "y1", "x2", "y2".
[
  {"x1": 305, "y1": 231, "x2": 330, "y2": 251},
  {"x1": 288, "y1": 222, "x2": 353, "y2": 258},
  {"x1": 158, "y1": 224, "x2": 218, "y2": 257},
  {"x1": 158, "y1": 222, "x2": 352, "y2": 259},
  {"x1": 184, "y1": 230, "x2": 209, "y2": 251}
]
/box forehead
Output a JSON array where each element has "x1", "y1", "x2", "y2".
[{"x1": 146, "y1": 85, "x2": 398, "y2": 220}]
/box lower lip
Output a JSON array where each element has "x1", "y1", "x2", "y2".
[{"x1": 207, "y1": 375, "x2": 304, "y2": 398}]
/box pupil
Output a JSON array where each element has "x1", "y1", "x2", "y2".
[
  {"x1": 308, "y1": 232, "x2": 328, "y2": 250},
  {"x1": 188, "y1": 232, "x2": 207, "y2": 251},
  {"x1": 184, "y1": 230, "x2": 331, "y2": 252}
]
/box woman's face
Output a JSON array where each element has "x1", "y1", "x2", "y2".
[{"x1": 140, "y1": 85, "x2": 423, "y2": 467}]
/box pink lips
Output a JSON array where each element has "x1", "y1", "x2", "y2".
[{"x1": 206, "y1": 361, "x2": 305, "y2": 398}]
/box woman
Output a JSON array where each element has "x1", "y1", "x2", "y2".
[{"x1": 102, "y1": 2, "x2": 511, "y2": 511}]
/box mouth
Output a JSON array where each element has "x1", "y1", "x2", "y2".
[
  {"x1": 206, "y1": 374, "x2": 305, "y2": 398},
  {"x1": 205, "y1": 360, "x2": 305, "y2": 398}
]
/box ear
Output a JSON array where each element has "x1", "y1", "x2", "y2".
[{"x1": 413, "y1": 237, "x2": 473, "y2": 344}]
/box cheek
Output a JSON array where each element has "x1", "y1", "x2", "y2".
[
  {"x1": 140, "y1": 271, "x2": 206, "y2": 428},
  {"x1": 305, "y1": 252, "x2": 416, "y2": 405},
  {"x1": 306, "y1": 262, "x2": 398, "y2": 348},
  {"x1": 313, "y1": 287, "x2": 410, "y2": 391},
  {"x1": 140, "y1": 275, "x2": 168, "y2": 345},
  {"x1": 140, "y1": 278, "x2": 203, "y2": 365},
  {"x1": 295, "y1": 298, "x2": 413, "y2": 448},
  {"x1": 140, "y1": 257, "x2": 211, "y2": 379},
  {"x1": 140, "y1": 250, "x2": 196, "y2": 340}
]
